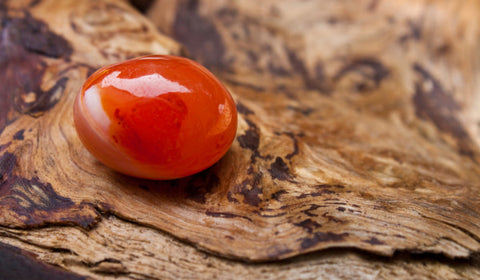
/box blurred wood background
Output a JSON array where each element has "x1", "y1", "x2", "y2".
[{"x1": 1, "y1": 0, "x2": 479, "y2": 278}]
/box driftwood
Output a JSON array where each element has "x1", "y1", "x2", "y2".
[{"x1": 0, "y1": 0, "x2": 479, "y2": 278}]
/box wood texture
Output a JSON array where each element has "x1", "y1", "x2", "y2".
[
  {"x1": 1, "y1": 215, "x2": 479, "y2": 279},
  {"x1": 148, "y1": 0, "x2": 480, "y2": 260},
  {"x1": 1, "y1": 0, "x2": 480, "y2": 278}
]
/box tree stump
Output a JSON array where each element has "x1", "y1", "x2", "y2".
[{"x1": 1, "y1": 0, "x2": 479, "y2": 278}]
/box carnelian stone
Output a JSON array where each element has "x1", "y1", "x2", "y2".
[{"x1": 74, "y1": 55, "x2": 237, "y2": 180}]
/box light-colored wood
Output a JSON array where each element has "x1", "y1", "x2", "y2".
[
  {"x1": 1, "y1": 0, "x2": 479, "y2": 278},
  {"x1": 1, "y1": 215, "x2": 479, "y2": 279}
]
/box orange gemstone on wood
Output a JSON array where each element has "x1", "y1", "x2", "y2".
[{"x1": 74, "y1": 55, "x2": 237, "y2": 180}]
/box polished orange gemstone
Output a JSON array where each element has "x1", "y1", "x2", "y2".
[{"x1": 74, "y1": 55, "x2": 237, "y2": 180}]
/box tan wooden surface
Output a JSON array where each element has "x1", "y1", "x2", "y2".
[{"x1": 0, "y1": 0, "x2": 479, "y2": 278}]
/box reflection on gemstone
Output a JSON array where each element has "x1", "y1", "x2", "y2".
[
  {"x1": 100, "y1": 71, "x2": 190, "y2": 97},
  {"x1": 84, "y1": 86, "x2": 110, "y2": 131}
]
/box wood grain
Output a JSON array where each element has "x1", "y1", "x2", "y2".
[
  {"x1": 1, "y1": 0, "x2": 480, "y2": 278},
  {"x1": 1, "y1": 215, "x2": 479, "y2": 279}
]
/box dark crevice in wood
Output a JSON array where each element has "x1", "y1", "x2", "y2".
[{"x1": 0, "y1": 241, "x2": 86, "y2": 280}]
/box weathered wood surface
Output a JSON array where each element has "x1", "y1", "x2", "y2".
[{"x1": 1, "y1": 0, "x2": 480, "y2": 278}]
